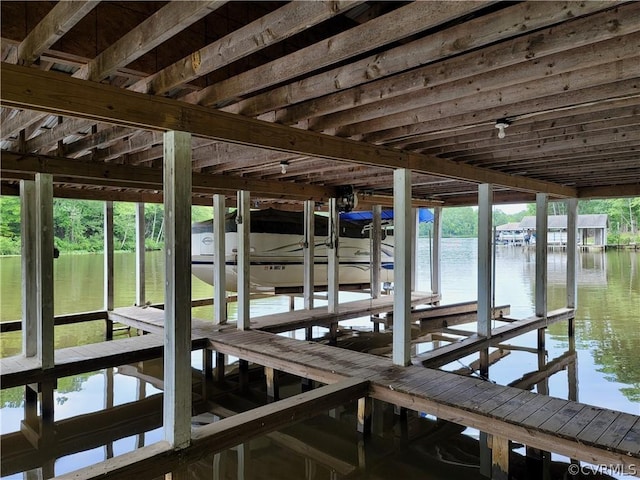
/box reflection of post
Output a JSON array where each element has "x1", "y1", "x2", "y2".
[
  {"x1": 104, "y1": 367, "x2": 114, "y2": 459},
  {"x1": 137, "y1": 368, "x2": 146, "y2": 448},
  {"x1": 236, "y1": 443, "x2": 249, "y2": 480}
]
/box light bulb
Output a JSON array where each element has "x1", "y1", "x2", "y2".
[
  {"x1": 495, "y1": 121, "x2": 510, "y2": 139},
  {"x1": 280, "y1": 162, "x2": 287, "y2": 174}
]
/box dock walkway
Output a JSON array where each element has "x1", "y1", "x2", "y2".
[
  {"x1": 109, "y1": 292, "x2": 439, "y2": 334},
  {"x1": 203, "y1": 327, "x2": 639, "y2": 470}
]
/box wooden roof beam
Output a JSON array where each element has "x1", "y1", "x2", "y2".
[
  {"x1": 184, "y1": 1, "x2": 494, "y2": 107},
  {"x1": 14, "y1": 1, "x2": 100, "y2": 66},
  {"x1": 131, "y1": 0, "x2": 364, "y2": 95},
  {"x1": 2, "y1": 1, "x2": 225, "y2": 139},
  {"x1": 229, "y1": 1, "x2": 620, "y2": 119},
  {"x1": 0, "y1": 151, "x2": 338, "y2": 202},
  {"x1": 0, "y1": 63, "x2": 576, "y2": 198}
]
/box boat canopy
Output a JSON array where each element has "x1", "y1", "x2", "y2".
[
  {"x1": 193, "y1": 208, "x2": 374, "y2": 239},
  {"x1": 341, "y1": 208, "x2": 434, "y2": 223},
  {"x1": 193, "y1": 207, "x2": 434, "y2": 237}
]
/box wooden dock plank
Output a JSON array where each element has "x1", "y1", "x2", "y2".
[
  {"x1": 576, "y1": 409, "x2": 621, "y2": 445},
  {"x1": 520, "y1": 397, "x2": 571, "y2": 429},
  {"x1": 556, "y1": 405, "x2": 602, "y2": 438},
  {"x1": 489, "y1": 390, "x2": 533, "y2": 419},
  {"x1": 537, "y1": 402, "x2": 586, "y2": 433},
  {"x1": 474, "y1": 386, "x2": 526, "y2": 415},
  {"x1": 616, "y1": 418, "x2": 640, "y2": 455},
  {"x1": 503, "y1": 394, "x2": 555, "y2": 424},
  {"x1": 596, "y1": 412, "x2": 639, "y2": 451}
]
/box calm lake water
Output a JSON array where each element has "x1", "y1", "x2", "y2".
[{"x1": 0, "y1": 238, "x2": 638, "y2": 479}]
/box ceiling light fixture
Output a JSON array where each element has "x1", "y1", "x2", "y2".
[
  {"x1": 280, "y1": 161, "x2": 288, "y2": 174},
  {"x1": 495, "y1": 118, "x2": 511, "y2": 139}
]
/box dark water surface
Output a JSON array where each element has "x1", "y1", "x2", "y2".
[{"x1": 1, "y1": 239, "x2": 638, "y2": 479}]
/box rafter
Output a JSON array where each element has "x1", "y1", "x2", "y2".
[
  {"x1": 226, "y1": 1, "x2": 620, "y2": 119},
  {"x1": 131, "y1": 0, "x2": 364, "y2": 95},
  {"x1": 184, "y1": 1, "x2": 493, "y2": 107},
  {"x1": 1, "y1": 63, "x2": 577, "y2": 197},
  {"x1": 15, "y1": 1, "x2": 100, "y2": 66}
]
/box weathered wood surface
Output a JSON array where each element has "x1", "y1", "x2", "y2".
[
  {"x1": 202, "y1": 328, "x2": 639, "y2": 468},
  {"x1": 415, "y1": 308, "x2": 575, "y2": 368},
  {"x1": 109, "y1": 293, "x2": 439, "y2": 335},
  {"x1": 0, "y1": 333, "x2": 208, "y2": 389},
  {"x1": 252, "y1": 292, "x2": 439, "y2": 333}
]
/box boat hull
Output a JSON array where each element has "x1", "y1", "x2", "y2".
[{"x1": 192, "y1": 231, "x2": 394, "y2": 292}]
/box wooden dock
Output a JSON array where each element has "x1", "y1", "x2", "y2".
[
  {"x1": 109, "y1": 292, "x2": 439, "y2": 335},
  {"x1": 0, "y1": 333, "x2": 208, "y2": 389},
  {"x1": 2, "y1": 303, "x2": 638, "y2": 478},
  {"x1": 202, "y1": 328, "x2": 639, "y2": 470}
]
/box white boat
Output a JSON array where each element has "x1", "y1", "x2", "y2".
[{"x1": 191, "y1": 208, "x2": 395, "y2": 292}]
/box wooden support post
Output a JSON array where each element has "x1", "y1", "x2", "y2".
[
  {"x1": 20, "y1": 180, "x2": 37, "y2": 358},
  {"x1": 203, "y1": 349, "x2": 214, "y2": 380},
  {"x1": 163, "y1": 130, "x2": 192, "y2": 449},
  {"x1": 135, "y1": 202, "x2": 146, "y2": 307},
  {"x1": 566, "y1": 198, "x2": 578, "y2": 344},
  {"x1": 393, "y1": 169, "x2": 412, "y2": 366},
  {"x1": 393, "y1": 405, "x2": 408, "y2": 445},
  {"x1": 215, "y1": 352, "x2": 226, "y2": 383},
  {"x1": 327, "y1": 197, "x2": 339, "y2": 314},
  {"x1": 303, "y1": 200, "x2": 315, "y2": 310},
  {"x1": 411, "y1": 207, "x2": 418, "y2": 292},
  {"x1": 239, "y1": 359, "x2": 250, "y2": 393},
  {"x1": 477, "y1": 184, "x2": 493, "y2": 339},
  {"x1": 357, "y1": 396, "x2": 372, "y2": 438},
  {"x1": 535, "y1": 193, "x2": 548, "y2": 318},
  {"x1": 213, "y1": 194, "x2": 227, "y2": 325},
  {"x1": 104, "y1": 201, "x2": 114, "y2": 340},
  {"x1": 265, "y1": 366, "x2": 279, "y2": 403},
  {"x1": 237, "y1": 190, "x2": 251, "y2": 330},
  {"x1": 491, "y1": 436, "x2": 510, "y2": 480},
  {"x1": 431, "y1": 207, "x2": 442, "y2": 304},
  {"x1": 305, "y1": 326, "x2": 313, "y2": 341},
  {"x1": 35, "y1": 173, "x2": 54, "y2": 369},
  {"x1": 329, "y1": 321, "x2": 338, "y2": 346}
]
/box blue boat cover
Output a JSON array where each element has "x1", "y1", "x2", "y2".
[{"x1": 341, "y1": 208, "x2": 434, "y2": 223}]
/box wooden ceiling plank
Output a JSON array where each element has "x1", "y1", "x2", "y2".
[
  {"x1": 229, "y1": 1, "x2": 620, "y2": 119},
  {"x1": 0, "y1": 63, "x2": 576, "y2": 197},
  {"x1": 312, "y1": 33, "x2": 640, "y2": 132},
  {"x1": 422, "y1": 123, "x2": 640, "y2": 158},
  {"x1": 183, "y1": 1, "x2": 494, "y2": 107},
  {"x1": 16, "y1": 0, "x2": 100, "y2": 66},
  {"x1": 365, "y1": 79, "x2": 640, "y2": 144},
  {"x1": 339, "y1": 57, "x2": 640, "y2": 137},
  {"x1": 77, "y1": 1, "x2": 227, "y2": 82},
  {"x1": 132, "y1": 0, "x2": 365, "y2": 95},
  {"x1": 405, "y1": 106, "x2": 640, "y2": 151}
]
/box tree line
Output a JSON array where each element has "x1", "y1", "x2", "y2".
[{"x1": 1, "y1": 196, "x2": 639, "y2": 255}]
